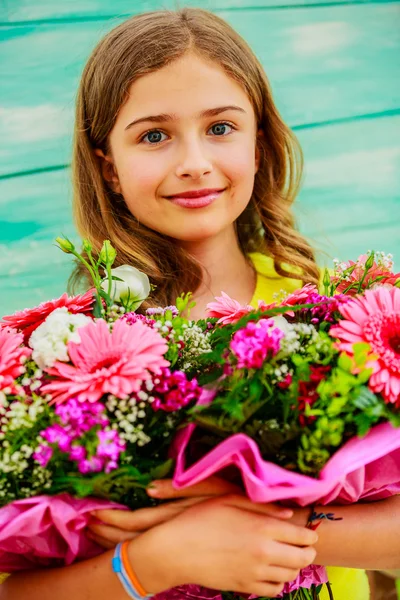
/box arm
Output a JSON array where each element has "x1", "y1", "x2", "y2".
[
  {"x1": 0, "y1": 494, "x2": 317, "y2": 600},
  {"x1": 291, "y1": 495, "x2": 400, "y2": 570}
]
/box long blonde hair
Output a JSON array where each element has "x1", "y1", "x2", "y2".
[{"x1": 70, "y1": 7, "x2": 319, "y2": 307}]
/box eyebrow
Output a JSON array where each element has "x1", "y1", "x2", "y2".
[{"x1": 124, "y1": 105, "x2": 246, "y2": 131}]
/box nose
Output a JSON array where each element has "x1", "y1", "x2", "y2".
[{"x1": 175, "y1": 136, "x2": 213, "y2": 180}]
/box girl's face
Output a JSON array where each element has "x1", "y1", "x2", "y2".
[{"x1": 98, "y1": 53, "x2": 260, "y2": 244}]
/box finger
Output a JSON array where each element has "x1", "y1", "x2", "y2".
[
  {"x1": 266, "y1": 541, "x2": 317, "y2": 569},
  {"x1": 87, "y1": 522, "x2": 140, "y2": 544},
  {"x1": 147, "y1": 476, "x2": 243, "y2": 499},
  {"x1": 261, "y1": 519, "x2": 318, "y2": 547},
  {"x1": 221, "y1": 494, "x2": 294, "y2": 519},
  {"x1": 86, "y1": 529, "x2": 117, "y2": 550},
  {"x1": 91, "y1": 497, "x2": 206, "y2": 531},
  {"x1": 256, "y1": 565, "x2": 300, "y2": 584}
]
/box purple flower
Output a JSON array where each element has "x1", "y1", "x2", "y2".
[
  {"x1": 55, "y1": 398, "x2": 108, "y2": 436},
  {"x1": 230, "y1": 318, "x2": 284, "y2": 369},
  {"x1": 41, "y1": 424, "x2": 73, "y2": 452},
  {"x1": 151, "y1": 368, "x2": 202, "y2": 412},
  {"x1": 97, "y1": 430, "x2": 126, "y2": 462},
  {"x1": 78, "y1": 456, "x2": 104, "y2": 474},
  {"x1": 33, "y1": 444, "x2": 53, "y2": 467},
  {"x1": 69, "y1": 445, "x2": 86, "y2": 461}
]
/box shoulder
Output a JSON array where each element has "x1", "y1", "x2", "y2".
[{"x1": 249, "y1": 252, "x2": 303, "y2": 307}]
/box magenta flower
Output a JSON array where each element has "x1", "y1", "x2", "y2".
[
  {"x1": 78, "y1": 456, "x2": 104, "y2": 474},
  {"x1": 151, "y1": 368, "x2": 202, "y2": 412},
  {"x1": 41, "y1": 424, "x2": 73, "y2": 452},
  {"x1": 42, "y1": 318, "x2": 169, "y2": 404},
  {"x1": 0, "y1": 328, "x2": 31, "y2": 395},
  {"x1": 122, "y1": 312, "x2": 156, "y2": 328},
  {"x1": 33, "y1": 444, "x2": 53, "y2": 468},
  {"x1": 330, "y1": 286, "x2": 400, "y2": 405},
  {"x1": 230, "y1": 318, "x2": 284, "y2": 369},
  {"x1": 55, "y1": 398, "x2": 108, "y2": 436},
  {"x1": 206, "y1": 292, "x2": 252, "y2": 325},
  {"x1": 97, "y1": 430, "x2": 126, "y2": 472}
]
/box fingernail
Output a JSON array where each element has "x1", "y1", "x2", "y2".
[
  {"x1": 147, "y1": 482, "x2": 161, "y2": 497},
  {"x1": 90, "y1": 510, "x2": 98, "y2": 517},
  {"x1": 280, "y1": 508, "x2": 293, "y2": 517}
]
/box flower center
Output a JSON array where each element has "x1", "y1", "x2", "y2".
[
  {"x1": 364, "y1": 313, "x2": 400, "y2": 371},
  {"x1": 388, "y1": 334, "x2": 400, "y2": 355},
  {"x1": 91, "y1": 353, "x2": 121, "y2": 372}
]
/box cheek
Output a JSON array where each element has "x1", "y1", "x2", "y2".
[
  {"x1": 119, "y1": 157, "x2": 161, "y2": 194},
  {"x1": 221, "y1": 143, "x2": 257, "y2": 199}
]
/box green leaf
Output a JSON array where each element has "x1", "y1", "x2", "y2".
[{"x1": 338, "y1": 353, "x2": 353, "y2": 372}]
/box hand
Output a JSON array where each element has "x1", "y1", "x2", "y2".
[
  {"x1": 87, "y1": 476, "x2": 293, "y2": 548},
  {"x1": 129, "y1": 493, "x2": 318, "y2": 597}
]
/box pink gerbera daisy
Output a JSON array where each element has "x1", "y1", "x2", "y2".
[
  {"x1": 330, "y1": 286, "x2": 400, "y2": 405},
  {"x1": 206, "y1": 291, "x2": 252, "y2": 325},
  {"x1": 1, "y1": 290, "x2": 95, "y2": 343},
  {"x1": 41, "y1": 318, "x2": 169, "y2": 404},
  {"x1": 0, "y1": 328, "x2": 31, "y2": 394}
]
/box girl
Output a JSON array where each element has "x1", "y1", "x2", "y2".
[{"x1": 2, "y1": 8, "x2": 399, "y2": 600}]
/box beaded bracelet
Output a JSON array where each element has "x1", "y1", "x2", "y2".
[{"x1": 112, "y1": 541, "x2": 153, "y2": 600}]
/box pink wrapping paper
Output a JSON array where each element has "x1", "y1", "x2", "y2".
[
  {"x1": 0, "y1": 494, "x2": 124, "y2": 571},
  {"x1": 172, "y1": 390, "x2": 400, "y2": 506}
]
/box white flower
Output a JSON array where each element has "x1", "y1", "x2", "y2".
[
  {"x1": 29, "y1": 307, "x2": 92, "y2": 369},
  {"x1": 101, "y1": 265, "x2": 150, "y2": 310},
  {"x1": 271, "y1": 315, "x2": 293, "y2": 336}
]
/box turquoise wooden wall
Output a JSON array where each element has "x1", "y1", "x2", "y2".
[{"x1": 0, "y1": 0, "x2": 399, "y2": 316}]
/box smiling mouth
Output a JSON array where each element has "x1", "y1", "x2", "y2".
[{"x1": 164, "y1": 188, "x2": 226, "y2": 209}]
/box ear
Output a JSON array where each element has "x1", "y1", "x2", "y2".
[
  {"x1": 255, "y1": 129, "x2": 264, "y2": 174},
  {"x1": 94, "y1": 148, "x2": 122, "y2": 194}
]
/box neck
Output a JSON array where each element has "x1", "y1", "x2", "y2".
[{"x1": 178, "y1": 226, "x2": 256, "y2": 318}]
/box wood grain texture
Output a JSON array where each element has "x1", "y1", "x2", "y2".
[
  {"x1": 2, "y1": 0, "x2": 396, "y2": 25},
  {"x1": 0, "y1": 0, "x2": 399, "y2": 328},
  {"x1": 1, "y1": 3, "x2": 399, "y2": 176}
]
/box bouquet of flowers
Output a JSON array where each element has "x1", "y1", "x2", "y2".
[
  {"x1": 171, "y1": 251, "x2": 400, "y2": 600},
  {"x1": 0, "y1": 238, "x2": 211, "y2": 571}
]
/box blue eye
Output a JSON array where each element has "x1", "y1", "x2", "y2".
[
  {"x1": 141, "y1": 130, "x2": 168, "y2": 144},
  {"x1": 208, "y1": 122, "x2": 234, "y2": 136}
]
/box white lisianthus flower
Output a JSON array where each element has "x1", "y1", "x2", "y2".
[
  {"x1": 272, "y1": 315, "x2": 292, "y2": 336},
  {"x1": 101, "y1": 265, "x2": 150, "y2": 310},
  {"x1": 29, "y1": 307, "x2": 92, "y2": 369}
]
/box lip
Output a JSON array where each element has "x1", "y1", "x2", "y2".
[{"x1": 165, "y1": 188, "x2": 225, "y2": 209}]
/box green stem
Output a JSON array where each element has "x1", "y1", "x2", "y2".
[
  {"x1": 71, "y1": 250, "x2": 98, "y2": 287},
  {"x1": 326, "y1": 582, "x2": 334, "y2": 600}
]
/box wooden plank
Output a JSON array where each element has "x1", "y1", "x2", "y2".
[
  {"x1": 1, "y1": 115, "x2": 399, "y2": 316},
  {"x1": 1, "y1": 3, "x2": 399, "y2": 177},
  {"x1": 296, "y1": 115, "x2": 400, "y2": 263},
  {"x1": 2, "y1": 0, "x2": 393, "y2": 24}
]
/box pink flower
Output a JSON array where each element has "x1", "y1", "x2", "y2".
[
  {"x1": 42, "y1": 318, "x2": 169, "y2": 404},
  {"x1": 277, "y1": 564, "x2": 329, "y2": 597},
  {"x1": 1, "y1": 290, "x2": 95, "y2": 343},
  {"x1": 230, "y1": 318, "x2": 284, "y2": 369},
  {"x1": 0, "y1": 328, "x2": 31, "y2": 394},
  {"x1": 330, "y1": 287, "x2": 400, "y2": 405},
  {"x1": 281, "y1": 283, "x2": 319, "y2": 307},
  {"x1": 333, "y1": 254, "x2": 400, "y2": 296},
  {"x1": 206, "y1": 292, "x2": 252, "y2": 325}
]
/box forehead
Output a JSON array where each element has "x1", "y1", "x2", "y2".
[{"x1": 118, "y1": 53, "x2": 254, "y2": 122}]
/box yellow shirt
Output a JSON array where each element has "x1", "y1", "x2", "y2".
[{"x1": 249, "y1": 252, "x2": 370, "y2": 599}]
